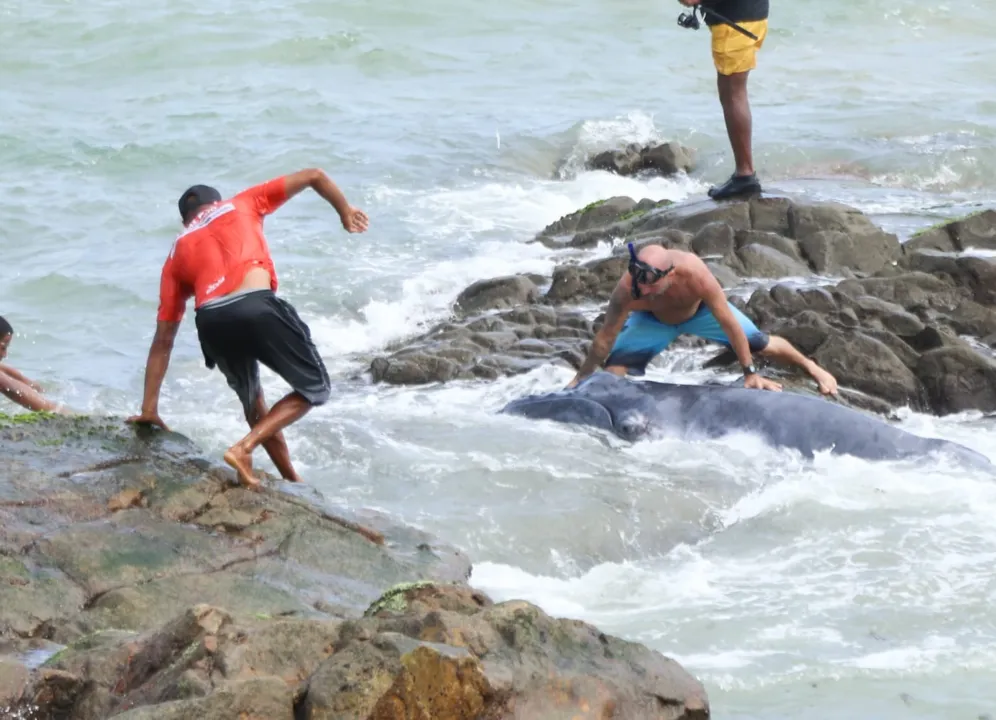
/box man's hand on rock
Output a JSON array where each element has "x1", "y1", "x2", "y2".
[
  {"x1": 126, "y1": 411, "x2": 169, "y2": 431},
  {"x1": 744, "y1": 373, "x2": 782, "y2": 392}
]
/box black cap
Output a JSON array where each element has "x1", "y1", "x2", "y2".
[
  {"x1": 178, "y1": 184, "x2": 222, "y2": 224},
  {"x1": 0, "y1": 315, "x2": 11, "y2": 338}
]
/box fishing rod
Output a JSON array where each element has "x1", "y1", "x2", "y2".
[{"x1": 677, "y1": 3, "x2": 760, "y2": 41}]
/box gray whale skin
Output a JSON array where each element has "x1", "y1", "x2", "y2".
[{"x1": 499, "y1": 372, "x2": 991, "y2": 468}]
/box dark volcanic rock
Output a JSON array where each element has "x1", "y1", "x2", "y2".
[
  {"x1": 737, "y1": 244, "x2": 812, "y2": 278},
  {"x1": 536, "y1": 196, "x2": 637, "y2": 243},
  {"x1": 546, "y1": 256, "x2": 627, "y2": 306},
  {"x1": 533, "y1": 194, "x2": 903, "y2": 280},
  {"x1": 586, "y1": 141, "x2": 695, "y2": 178},
  {"x1": 17, "y1": 588, "x2": 710, "y2": 720},
  {"x1": 797, "y1": 228, "x2": 901, "y2": 275},
  {"x1": 690, "y1": 221, "x2": 736, "y2": 259},
  {"x1": 735, "y1": 229, "x2": 806, "y2": 263},
  {"x1": 900, "y1": 249, "x2": 996, "y2": 306},
  {"x1": 0, "y1": 415, "x2": 469, "y2": 648},
  {"x1": 916, "y1": 346, "x2": 996, "y2": 415},
  {"x1": 906, "y1": 209, "x2": 996, "y2": 254},
  {"x1": 455, "y1": 275, "x2": 541, "y2": 314},
  {"x1": 369, "y1": 305, "x2": 595, "y2": 384},
  {"x1": 811, "y1": 331, "x2": 925, "y2": 410},
  {"x1": 368, "y1": 193, "x2": 996, "y2": 417},
  {"x1": 3, "y1": 417, "x2": 710, "y2": 720},
  {"x1": 737, "y1": 266, "x2": 996, "y2": 414},
  {"x1": 532, "y1": 196, "x2": 675, "y2": 250}
]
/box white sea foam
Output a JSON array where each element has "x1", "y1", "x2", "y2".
[
  {"x1": 304, "y1": 162, "x2": 706, "y2": 368},
  {"x1": 5, "y1": 5, "x2": 996, "y2": 717}
]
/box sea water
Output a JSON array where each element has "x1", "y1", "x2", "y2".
[{"x1": 2, "y1": 1, "x2": 995, "y2": 717}]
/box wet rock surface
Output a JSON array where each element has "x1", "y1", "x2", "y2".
[
  {"x1": 369, "y1": 197, "x2": 996, "y2": 417},
  {"x1": 370, "y1": 302, "x2": 596, "y2": 385},
  {"x1": 585, "y1": 141, "x2": 696, "y2": 179},
  {"x1": 1, "y1": 415, "x2": 710, "y2": 719}
]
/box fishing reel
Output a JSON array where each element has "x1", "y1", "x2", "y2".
[
  {"x1": 676, "y1": 3, "x2": 759, "y2": 40},
  {"x1": 677, "y1": 6, "x2": 702, "y2": 31}
]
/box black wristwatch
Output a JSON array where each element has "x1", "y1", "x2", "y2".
[{"x1": 742, "y1": 364, "x2": 757, "y2": 376}]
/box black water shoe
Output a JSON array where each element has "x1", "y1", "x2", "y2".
[{"x1": 708, "y1": 172, "x2": 762, "y2": 200}]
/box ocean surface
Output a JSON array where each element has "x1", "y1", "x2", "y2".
[{"x1": 2, "y1": 0, "x2": 996, "y2": 716}]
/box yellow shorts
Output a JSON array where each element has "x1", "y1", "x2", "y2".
[{"x1": 710, "y1": 19, "x2": 768, "y2": 76}]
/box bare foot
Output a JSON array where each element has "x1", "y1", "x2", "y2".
[
  {"x1": 810, "y1": 364, "x2": 838, "y2": 396},
  {"x1": 223, "y1": 445, "x2": 261, "y2": 491}
]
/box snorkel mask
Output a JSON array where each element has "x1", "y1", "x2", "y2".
[{"x1": 627, "y1": 243, "x2": 675, "y2": 299}]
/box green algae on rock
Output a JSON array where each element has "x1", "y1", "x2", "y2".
[{"x1": 1, "y1": 417, "x2": 711, "y2": 719}]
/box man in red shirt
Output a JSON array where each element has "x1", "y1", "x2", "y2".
[{"x1": 128, "y1": 169, "x2": 369, "y2": 490}]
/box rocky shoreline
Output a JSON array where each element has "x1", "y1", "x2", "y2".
[
  {"x1": 369, "y1": 157, "x2": 996, "y2": 419},
  {"x1": 0, "y1": 413, "x2": 709, "y2": 719},
  {"x1": 4, "y1": 142, "x2": 995, "y2": 719}
]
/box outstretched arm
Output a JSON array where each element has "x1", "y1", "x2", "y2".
[
  {"x1": 0, "y1": 363, "x2": 42, "y2": 392},
  {"x1": 697, "y1": 275, "x2": 754, "y2": 369},
  {"x1": 282, "y1": 168, "x2": 369, "y2": 233},
  {"x1": 567, "y1": 282, "x2": 633, "y2": 387},
  {"x1": 0, "y1": 368, "x2": 60, "y2": 413},
  {"x1": 694, "y1": 265, "x2": 781, "y2": 390},
  {"x1": 127, "y1": 321, "x2": 180, "y2": 430}
]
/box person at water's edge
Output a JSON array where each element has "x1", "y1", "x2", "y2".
[
  {"x1": 0, "y1": 315, "x2": 68, "y2": 414},
  {"x1": 566, "y1": 245, "x2": 839, "y2": 395},
  {"x1": 128, "y1": 169, "x2": 369, "y2": 490},
  {"x1": 679, "y1": 0, "x2": 769, "y2": 200}
]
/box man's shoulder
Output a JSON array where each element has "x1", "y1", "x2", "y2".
[
  {"x1": 228, "y1": 176, "x2": 289, "y2": 219},
  {"x1": 233, "y1": 176, "x2": 287, "y2": 202},
  {"x1": 669, "y1": 248, "x2": 705, "y2": 273},
  {"x1": 664, "y1": 253, "x2": 708, "y2": 289}
]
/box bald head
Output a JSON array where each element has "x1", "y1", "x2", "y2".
[
  {"x1": 625, "y1": 243, "x2": 677, "y2": 299},
  {"x1": 636, "y1": 244, "x2": 672, "y2": 270}
]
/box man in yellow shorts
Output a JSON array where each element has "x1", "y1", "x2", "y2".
[{"x1": 679, "y1": 0, "x2": 769, "y2": 200}]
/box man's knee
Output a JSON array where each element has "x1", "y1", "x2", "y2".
[
  {"x1": 714, "y1": 52, "x2": 757, "y2": 78},
  {"x1": 297, "y1": 383, "x2": 330, "y2": 409},
  {"x1": 307, "y1": 390, "x2": 330, "y2": 408},
  {"x1": 749, "y1": 331, "x2": 770, "y2": 353},
  {"x1": 603, "y1": 365, "x2": 630, "y2": 378},
  {"x1": 602, "y1": 312, "x2": 674, "y2": 376},
  {"x1": 282, "y1": 357, "x2": 331, "y2": 410},
  {"x1": 717, "y1": 69, "x2": 750, "y2": 93},
  {"x1": 602, "y1": 351, "x2": 653, "y2": 377}
]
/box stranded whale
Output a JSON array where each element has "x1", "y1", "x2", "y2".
[{"x1": 500, "y1": 372, "x2": 991, "y2": 468}]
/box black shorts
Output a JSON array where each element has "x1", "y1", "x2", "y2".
[{"x1": 194, "y1": 289, "x2": 331, "y2": 419}]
